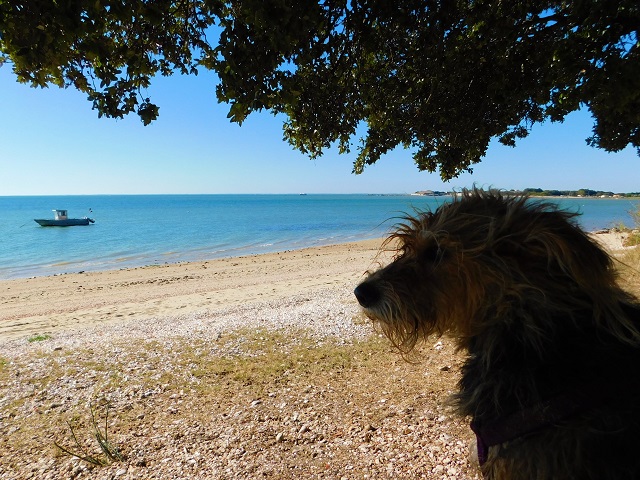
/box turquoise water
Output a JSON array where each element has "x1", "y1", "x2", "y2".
[{"x1": 0, "y1": 194, "x2": 637, "y2": 280}]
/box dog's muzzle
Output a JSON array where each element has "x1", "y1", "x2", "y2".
[{"x1": 354, "y1": 282, "x2": 381, "y2": 308}]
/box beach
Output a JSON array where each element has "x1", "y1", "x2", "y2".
[
  {"x1": 0, "y1": 231, "x2": 636, "y2": 479},
  {"x1": 0, "y1": 231, "x2": 632, "y2": 343},
  {"x1": 0, "y1": 239, "x2": 384, "y2": 343}
]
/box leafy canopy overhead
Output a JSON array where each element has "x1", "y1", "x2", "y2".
[{"x1": 1, "y1": 1, "x2": 638, "y2": 179}]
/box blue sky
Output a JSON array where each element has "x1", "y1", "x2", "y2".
[{"x1": 1, "y1": 67, "x2": 638, "y2": 195}]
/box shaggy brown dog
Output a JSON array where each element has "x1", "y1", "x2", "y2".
[{"x1": 354, "y1": 189, "x2": 640, "y2": 480}]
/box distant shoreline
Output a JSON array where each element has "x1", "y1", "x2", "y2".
[
  {"x1": 531, "y1": 195, "x2": 639, "y2": 199},
  {"x1": 411, "y1": 190, "x2": 640, "y2": 198}
]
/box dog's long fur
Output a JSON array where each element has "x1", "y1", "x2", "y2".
[{"x1": 355, "y1": 189, "x2": 640, "y2": 479}]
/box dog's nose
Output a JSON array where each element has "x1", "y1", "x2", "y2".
[{"x1": 354, "y1": 282, "x2": 380, "y2": 308}]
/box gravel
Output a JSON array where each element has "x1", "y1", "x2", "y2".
[{"x1": 0, "y1": 285, "x2": 481, "y2": 480}]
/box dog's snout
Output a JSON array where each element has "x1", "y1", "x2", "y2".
[{"x1": 354, "y1": 282, "x2": 380, "y2": 308}]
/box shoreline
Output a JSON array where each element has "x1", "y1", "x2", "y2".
[
  {"x1": 3, "y1": 193, "x2": 637, "y2": 282},
  {"x1": 0, "y1": 234, "x2": 388, "y2": 282},
  {"x1": 0, "y1": 230, "x2": 633, "y2": 344},
  {"x1": 0, "y1": 238, "x2": 386, "y2": 343}
]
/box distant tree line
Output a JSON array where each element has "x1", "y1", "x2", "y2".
[{"x1": 522, "y1": 188, "x2": 640, "y2": 198}]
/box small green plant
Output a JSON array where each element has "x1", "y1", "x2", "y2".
[
  {"x1": 54, "y1": 400, "x2": 124, "y2": 466},
  {"x1": 27, "y1": 333, "x2": 51, "y2": 343}
]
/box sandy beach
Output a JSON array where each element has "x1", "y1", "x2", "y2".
[
  {"x1": 0, "y1": 231, "x2": 632, "y2": 343},
  {"x1": 0, "y1": 239, "x2": 386, "y2": 342}
]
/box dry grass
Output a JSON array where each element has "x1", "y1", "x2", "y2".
[
  {"x1": 0, "y1": 324, "x2": 478, "y2": 479},
  {"x1": 621, "y1": 201, "x2": 640, "y2": 246}
]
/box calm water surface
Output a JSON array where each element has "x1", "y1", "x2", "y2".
[{"x1": 0, "y1": 194, "x2": 636, "y2": 279}]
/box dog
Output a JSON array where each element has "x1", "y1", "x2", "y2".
[{"x1": 354, "y1": 188, "x2": 640, "y2": 480}]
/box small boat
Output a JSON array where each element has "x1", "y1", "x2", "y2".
[{"x1": 34, "y1": 209, "x2": 95, "y2": 227}]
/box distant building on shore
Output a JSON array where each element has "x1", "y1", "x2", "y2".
[{"x1": 412, "y1": 190, "x2": 450, "y2": 196}]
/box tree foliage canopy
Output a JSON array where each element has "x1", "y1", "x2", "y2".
[{"x1": 1, "y1": 0, "x2": 638, "y2": 179}]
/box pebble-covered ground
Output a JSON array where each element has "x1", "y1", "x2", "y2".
[{"x1": 0, "y1": 287, "x2": 481, "y2": 480}]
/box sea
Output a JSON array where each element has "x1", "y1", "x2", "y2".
[{"x1": 0, "y1": 194, "x2": 638, "y2": 280}]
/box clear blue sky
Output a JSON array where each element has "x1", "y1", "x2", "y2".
[{"x1": 1, "y1": 67, "x2": 638, "y2": 195}]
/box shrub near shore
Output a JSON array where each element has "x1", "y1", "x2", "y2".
[{"x1": 625, "y1": 203, "x2": 640, "y2": 246}]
